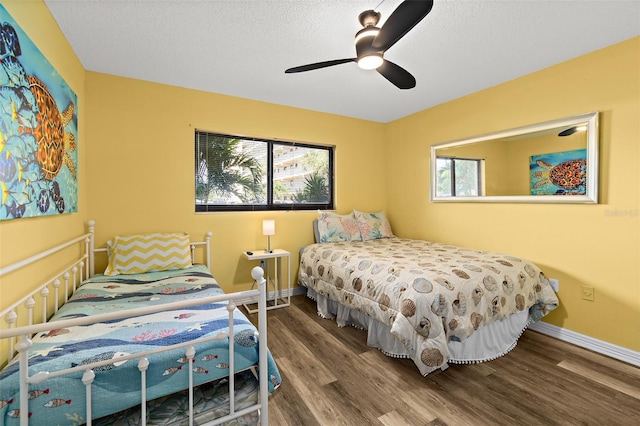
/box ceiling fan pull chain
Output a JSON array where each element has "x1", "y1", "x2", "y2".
[{"x1": 374, "y1": 0, "x2": 387, "y2": 11}]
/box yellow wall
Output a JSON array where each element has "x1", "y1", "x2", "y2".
[
  {"x1": 386, "y1": 37, "x2": 640, "y2": 351},
  {"x1": 84, "y1": 72, "x2": 386, "y2": 292},
  {"x1": 1, "y1": 0, "x2": 638, "y2": 357},
  {"x1": 0, "y1": 1, "x2": 87, "y2": 308}
]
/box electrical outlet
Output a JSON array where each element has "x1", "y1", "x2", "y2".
[
  {"x1": 582, "y1": 286, "x2": 594, "y2": 301},
  {"x1": 549, "y1": 278, "x2": 559, "y2": 292}
]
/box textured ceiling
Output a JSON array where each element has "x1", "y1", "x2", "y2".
[{"x1": 44, "y1": 0, "x2": 640, "y2": 123}]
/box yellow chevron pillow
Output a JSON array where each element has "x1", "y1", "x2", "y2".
[{"x1": 104, "y1": 233, "x2": 193, "y2": 276}]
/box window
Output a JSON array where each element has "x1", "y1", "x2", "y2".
[
  {"x1": 195, "y1": 131, "x2": 334, "y2": 212},
  {"x1": 435, "y1": 157, "x2": 483, "y2": 196}
]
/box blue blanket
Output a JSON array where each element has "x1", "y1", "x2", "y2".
[{"x1": 0, "y1": 265, "x2": 281, "y2": 425}]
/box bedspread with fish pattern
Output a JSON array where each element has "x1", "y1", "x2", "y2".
[
  {"x1": 299, "y1": 238, "x2": 558, "y2": 376},
  {"x1": 0, "y1": 265, "x2": 281, "y2": 425}
]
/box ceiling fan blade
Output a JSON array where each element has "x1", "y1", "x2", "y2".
[
  {"x1": 377, "y1": 60, "x2": 416, "y2": 89},
  {"x1": 372, "y1": 0, "x2": 434, "y2": 52},
  {"x1": 285, "y1": 58, "x2": 356, "y2": 73}
]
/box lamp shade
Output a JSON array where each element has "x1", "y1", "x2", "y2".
[{"x1": 262, "y1": 219, "x2": 275, "y2": 236}]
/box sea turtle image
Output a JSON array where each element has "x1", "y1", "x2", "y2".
[
  {"x1": 25, "y1": 75, "x2": 76, "y2": 181},
  {"x1": 533, "y1": 158, "x2": 586, "y2": 191}
]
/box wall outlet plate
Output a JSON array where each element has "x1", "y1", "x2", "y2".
[
  {"x1": 582, "y1": 285, "x2": 595, "y2": 301},
  {"x1": 549, "y1": 278, "x2": 559, "y2": 292}
]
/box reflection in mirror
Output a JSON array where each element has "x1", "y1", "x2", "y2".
[{"x1": 430, "y1": 112, "x2": 599, "y2": 203}]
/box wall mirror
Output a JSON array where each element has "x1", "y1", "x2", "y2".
[{"x1": 430, "y1": 111, "x2": 599, "y2": 203}]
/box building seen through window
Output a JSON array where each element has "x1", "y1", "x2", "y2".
[{"x1": 195, "y1": 131, "x2": 334, "y2": 211}]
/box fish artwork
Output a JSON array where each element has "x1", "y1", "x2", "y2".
[
  {"x1": 192, "y1": 367, "x2": 209, "y2": 374},
  {"x1": 174, "y1": 313, "x2": 195, "y2": 320},
  {"x1": 28, "y1": 389, "x2": 50, "y2": 399},
  {"x1": 162, "y1": 366, "x2": 182, "y2": 376},
  {"x1": 7, "y1": 409, "x2": 32, "y2": 418},
  {"x1": 43, "y1": 399, "x2": 72, "y2": 408},
  {"x1": 176, "y1": 356, "x2": 194, "y2": 364},
  {"x1": 201, "y1": 354, "x2": 219, "y2": 361},
  {"x1": 71, "y1": 351, "x2": 129, "y2": 372},
  {"x1": 0, "y1": 398, "x2": 14, "y2": 408},
  {"x1": 234, "y1": 329, "x2": 258, "y2": 347},
  {"x1": 40, "y1": 328, "x2": 70, "y2": 338},
  {"x1": 215, "y1": 363, "x2": 229, "y2": 369}
]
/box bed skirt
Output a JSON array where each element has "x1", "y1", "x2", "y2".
[{"x1": 306, "y1": 288, "x2": 531, "y2": 370}]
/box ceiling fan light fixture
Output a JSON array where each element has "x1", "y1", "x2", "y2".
[
  {"x1": 284, "y1": 2, "x2": 433, "y2": 89},
  {"x1": 558, "y1": 125, "x2": 587, "y2": 137},
  {"x1": 357, "y1": 53, "x2": 384, "y2": 70},
  {"x1": 355, "y1": 26, "x2": 383, "y2": 70},
  {"x1": 355, "y1": 26, "x2": 380, "y2": 43}
]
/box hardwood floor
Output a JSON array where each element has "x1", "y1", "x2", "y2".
[{"x1": 248, "y1": 295, "x2": 640, "y2": 426}]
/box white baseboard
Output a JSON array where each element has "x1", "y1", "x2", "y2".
[
  {"x1": 528, "y1": 321, "x2": 640, "y2": 367},
  {"x1": 239, "y1": 288, "x2": 640, "y2": 368}
]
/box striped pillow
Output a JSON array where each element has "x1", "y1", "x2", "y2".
[{"x1": 104, "y1": 233, "x2": 193, "y2": 276}]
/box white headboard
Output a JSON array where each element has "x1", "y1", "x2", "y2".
[{"x1": 87, "y1": 220, "x2": 212, "y2": 277}]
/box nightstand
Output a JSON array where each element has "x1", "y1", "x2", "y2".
[{"x1": 242, "y1": 249, "x2": 290, "y2": 313}]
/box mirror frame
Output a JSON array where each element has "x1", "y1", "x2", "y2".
[{"x1": 430, "y1": 111, "x2": 599, "y2": 203}]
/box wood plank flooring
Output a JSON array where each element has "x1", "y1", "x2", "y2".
[{"x1": 247, "y1": 295, "x2": 640, "y2": 426}]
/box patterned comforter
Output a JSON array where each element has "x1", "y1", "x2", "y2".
[
  {"x1": 0, "y1": 265, "x2": 281, "y2": 425},
  {"x1": 299, "y1": 238, "x2": 558, "y2": 375}
]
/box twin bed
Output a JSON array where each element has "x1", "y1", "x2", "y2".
[
  {"x1": 0, "y1": 222, "x2": 281, "y2": 425},
  {"x1": 0, "y1": 211, "x2": 561, "y2": 423},
  {"x1": 299, "y1": 210, "x2": 559, "y2": 376}
]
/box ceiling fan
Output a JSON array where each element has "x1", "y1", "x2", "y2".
[{"x1": 285, "y1": 0, "x2": 434, "y2": 89}]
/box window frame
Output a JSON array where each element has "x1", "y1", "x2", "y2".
[
  {"x1": 195, "y1": 131, "x2": 335, "y2": 212},
  {"x1": 435, "y1": 156, "x2": 483, "y2": 197}
]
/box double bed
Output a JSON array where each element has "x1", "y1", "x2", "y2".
[
  {"x1": 299, "y1": 210, "x2": 559, "y2": 376},
  {"x1": 0, "y1": 222, "x2": 281, "y2": 425}
]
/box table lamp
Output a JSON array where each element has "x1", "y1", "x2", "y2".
[{"x1": 263, "y1": 219, "x2": 275, "y2": 253}]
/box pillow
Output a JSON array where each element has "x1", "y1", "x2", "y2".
[
  {"x1": 316, "y1": 211, "x2": 362, "y2": 243},
  {"x1": 312, "y1": 220, "x2": 321, "y2": 243},
  {"x1": 353, "y1": 210, "x2": 394, "y2": 241},
  {"x1": 104, "y1": 233, "x2": 192, "y2": 276}
]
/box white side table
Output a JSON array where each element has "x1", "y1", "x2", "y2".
[{"x1": 242, "y1": 249, "x2": 291, "y2": 313}]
